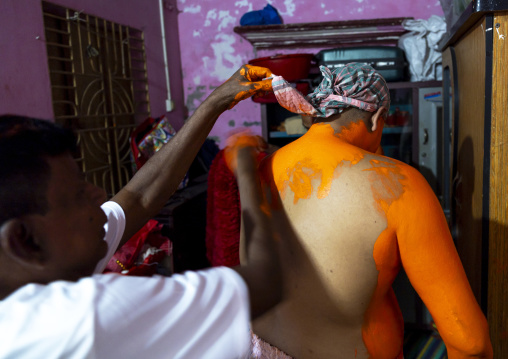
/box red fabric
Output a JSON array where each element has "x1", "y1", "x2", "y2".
[
  {"x1": 104, "y1": 219, "x2": 172, "y2": 276},
  {"x1": 205, "y1": 149, "x2": 266, "y2": 267}
]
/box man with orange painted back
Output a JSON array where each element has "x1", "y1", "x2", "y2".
[{"x1": 245, "y1": 63, "x2": 492, "y2": 358}]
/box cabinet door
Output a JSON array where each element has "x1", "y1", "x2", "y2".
[
  {"x1": 489, "y1": 12, "x2": 508, "y2": 359},
  {"x1": 443, "y1": 16, "x2": 487, "y2": 309},
  {"x1": 445, "y1": 13, "x2": 508, "y2": 357}
]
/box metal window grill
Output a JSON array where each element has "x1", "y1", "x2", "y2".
[{"x1": 42, "y1": 2, "x2": 150, "y2": 196}]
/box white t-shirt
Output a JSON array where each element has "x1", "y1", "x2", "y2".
[
  {"x1": 94, "y1": 201, "x2": 126, "y2": 274},
  {"x1": 0, "y1": 202, "x2": 251, "y2": 359}
]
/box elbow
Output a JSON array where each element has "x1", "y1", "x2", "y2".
[
  {"x1": 447, "y1": 344, "x2": 493, "y2": 359},
  {"x1": 470, "y1": 335, "x2": 493, "y2": 359},
  {"x1": 446, "y1": 323, "x2": 493, "y2": 358},
  {"x1": 467, "y1": 319, "x2": 493, "y2": 358}
]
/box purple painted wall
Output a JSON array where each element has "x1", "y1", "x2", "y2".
[
  {"x1": 0, "y1": 0, "x2": 186, "y2": 129},
  {"x1": 177, "y1": 0, "x2": 444, "y2": 147}
]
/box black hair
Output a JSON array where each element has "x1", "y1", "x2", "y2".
[
  {"x1": 315, "y1": 107, "x2": 374, "y2": 129},
  {"x1": 0, "y1": 115, "x2": 77, "y2": 225}
]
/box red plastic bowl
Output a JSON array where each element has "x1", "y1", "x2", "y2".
[{"x1": 248, "y1": 54, "x2": 314, "y2": 82}]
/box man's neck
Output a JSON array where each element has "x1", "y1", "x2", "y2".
[{"x1": 308, "y1": 120, "x2": 380, "y2": 154}]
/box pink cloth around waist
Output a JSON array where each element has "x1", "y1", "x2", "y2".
[{"x1": 251, "y1": 332, "x2": 294, "y2": 359}]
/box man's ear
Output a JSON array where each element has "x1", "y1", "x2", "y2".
[
  {"x1": 370, "y1": 107, "x2": 387, "y2": 132},
  {"x1": 0, "y1": 219, "x2": 45, "y2": 269}
]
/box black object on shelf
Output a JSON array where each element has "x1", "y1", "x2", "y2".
[{"x1": 316, "y1": 46, "x2": 408, "y2": 82}]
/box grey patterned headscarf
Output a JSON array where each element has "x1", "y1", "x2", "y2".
[{"x1": 306, "y1": 63, "x2": 390, "y2": 118}]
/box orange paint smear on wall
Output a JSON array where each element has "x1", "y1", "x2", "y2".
[{"x1": 270, "y1": 123, "x2": 364, "y2": 204}]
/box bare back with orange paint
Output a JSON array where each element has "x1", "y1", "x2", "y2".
[{"x1": 252, "y1": 123, "x2": 491, "y2": 358}]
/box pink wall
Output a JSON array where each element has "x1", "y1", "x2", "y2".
[
  {"x1": 177, "y1": 0, "x2": 444, "y2": 146},
  {"x1": 0, "y1": 0, "x2": 444, "y2": 147},
  {"x1": 0, "y1": 0, "x2": 186, "y2": 129}
]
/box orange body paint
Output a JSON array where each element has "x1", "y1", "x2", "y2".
[
  {"x1": 223, "y1": 131, "x2": 263, "y2": 173},
  {"x1": 337, "y1": 120, "x2": 383, "y2": 154},
  {"x1": 226, "y1": 65, "x2": 273, "y2": 109},
  {"x1": 270, "y1": 123, "x2": 363, "y2": 203},
  {"x1": 257, "y1": 121, "x2": 492, "y2": 358}
]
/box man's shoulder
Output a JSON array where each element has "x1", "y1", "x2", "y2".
[
  {"x1": 358, "y1": 153, "x2": 437, "y2": 204},
  {"x1": 366, "y1": 154, "x2": 440, "y2": 210},
  {"x1": 367, "y1": 153, "x2": 423, "y2": 177}
]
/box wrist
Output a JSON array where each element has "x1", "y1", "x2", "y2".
[{"x1": 209, "y1": 84, "x2": 235, "y2": 112}]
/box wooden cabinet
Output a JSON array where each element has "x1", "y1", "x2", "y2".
[{"x1": 442, "y1": 10, "x2": 508, "y2": 357}]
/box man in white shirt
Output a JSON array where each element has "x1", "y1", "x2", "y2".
[{"x1": 0, "y1": 65, "x2": 281, "y2": 358}]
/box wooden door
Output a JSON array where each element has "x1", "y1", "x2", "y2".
[
  {"x1": 443, "y1": 16, "x2": 486, "y2": 310},
  {"x1": 444, "y1": 12, "x2": 508, "y2": 357},
  {"x1": 489, "y1": 11, "x2": 508, "y2": 358}
]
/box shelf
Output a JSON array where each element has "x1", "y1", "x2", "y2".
[
  {"x1": 383, "y1": 126, "x2": 411, "y2": 134},
  {"x1": 270, "y1": 127, "x2": 409, "y2": 138},
  {"x1": 269, "y1": 131, "x2": 304, "y2": 138},
  {"x1": 234, "y1": 17, "x2": 413, "y2": 50},
  {"x1": 387, "y1": 80, "x2": 442, "y2": 89}
]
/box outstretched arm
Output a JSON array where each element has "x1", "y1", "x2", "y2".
[
  {"x1": 111, "y1": 65, "x2": 272, "y2": 248},
  {"x1": 394, "y1": 166, "x2": 492, "y2": 358}
]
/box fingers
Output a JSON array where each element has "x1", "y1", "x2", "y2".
[
  {"x1": 244, "y1": 64, "x2": 272, "y2": 82},
  {"x1": 225, "y1": 65, "x2": 273, "y2": 110},
  {"x1": 253, "y1": 79, "x2": 273, "y2": 93},
  {"x1": 245, "y1": 65, "x2": 273, "y2": 93},
  {"x1": 227, "y1": 80, "x2": 272, "y2": 110},
  {"x1": 243, "y1": 65, "x2": 273, "y2": 93},
  {"x1": 227, "y1": 84, "x2": 270, "y2": 110}
]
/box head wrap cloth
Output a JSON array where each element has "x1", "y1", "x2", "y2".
[{"x1": 272, "y1": 63, "x2": 390, "y2": 118}]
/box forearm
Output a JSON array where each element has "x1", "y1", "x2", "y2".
[
  {"x1": 110, "y1": 64, "x2": 272, "y2": 249},
  {"x1": 112, "y1": 91, "x2": 228, "y2": 245}
]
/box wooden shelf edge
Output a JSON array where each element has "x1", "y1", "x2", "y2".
[{"x1": 234, "y1": 17, "x2": 414, "y2": 50}]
